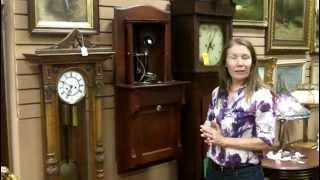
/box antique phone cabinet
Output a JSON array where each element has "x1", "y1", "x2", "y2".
[
  {"x1": 24, "y1": 30, "x2": 114, "y2": 180},
  {"x1": 113, "y1": 6, "x2": 188, "y2": 173}
]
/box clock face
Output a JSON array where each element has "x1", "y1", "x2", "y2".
[
  {"x1": 57, "y1": 70, "x2": 86, "y2": 104},
  {"x1": 199, "y1": 23, "x2": 224, "y2": 66}
]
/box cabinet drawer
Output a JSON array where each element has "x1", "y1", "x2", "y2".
[{"x1": 136, "y1": 86, "x2": 182, "y2": 106}]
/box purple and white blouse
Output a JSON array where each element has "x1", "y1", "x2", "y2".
[{"x1": 204, "y1": 86, "x2": 276, "y2": 167}]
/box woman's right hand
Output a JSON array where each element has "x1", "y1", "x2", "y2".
[{"x1": 200, "y1": 121, "x2": 225, "y2": 146}]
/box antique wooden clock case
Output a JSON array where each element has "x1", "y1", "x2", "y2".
[
  {"x1": 113, "y1": 6, "x2": 188, "y2": 173},
  {"x1": 171, "y1": 1, "x2": 235, "y2": 180},
  {"x1": 24, "y1": 30, "x2": 114, "y2": 180}
]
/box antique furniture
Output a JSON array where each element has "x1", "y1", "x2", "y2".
[
  {"x1": 24, "y1": 29, "x2": 114, "y2": 180},
  {"x1": 113, "y1": 6, "x2": 188, "y2": 173},
  {"x1": 171, "y1": 1, "x2": 235, "y2": 180},
  {"x1": 262, "y1": 147, "x2": 319, "y2": 179}
]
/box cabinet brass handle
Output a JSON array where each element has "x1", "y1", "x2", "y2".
[{"x1": 156, "y1": 105, "x2": 162, "y2": 112}]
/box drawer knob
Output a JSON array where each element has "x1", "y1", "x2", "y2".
[{"x1": 156, "y1": 105, "x2": 162, "y2": 112}]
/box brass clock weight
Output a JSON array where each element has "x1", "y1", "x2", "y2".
[{"x1": 24, "y1": 29, "x2": 114, "y2": 180}]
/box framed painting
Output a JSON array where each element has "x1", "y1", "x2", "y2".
[
  {"x1": 233, "y1": 0, "x2": 268, "y2": 27},
  {"x1": 28, "y1": 0, "x2": 99, "y2": 34},
  {"x1": 309, "y1": 0, "x2": 319, "y2": 54},
  {"x1": 266, "y1": 0, "x2": 311, "y2": 54},
  {"x1": 257, "y1": 56, "x2": 278, "y2": 89},
  {"x1": 275, "y1": 59, "x2": 307, "y2": 93}
]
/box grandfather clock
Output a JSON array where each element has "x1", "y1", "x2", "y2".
[
  {"x1": 24, "y1": 30, "x2": 114, "y2": 180},
  {"x1": 113, "y1": 6, "x2": 188, "y2": 173},
  {"x1": 171, "y1": 1, "x2": 235, "y2": 180}
]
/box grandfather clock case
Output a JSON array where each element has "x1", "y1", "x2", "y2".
[
  {"x1": 24, "y1": 32, "x2": 114, "y2": 180},
  {"x1": 171, "y1": 1, "x2": 235, "y2": 180},
  {"x1": 113, "y1": 6, "x2": 188, "y2": 173}
]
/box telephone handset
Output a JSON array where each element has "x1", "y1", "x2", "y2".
[{"x1": 134, "y1": 34, "x2": 157, "y2": 83}]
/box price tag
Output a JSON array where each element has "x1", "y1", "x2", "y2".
[
  {"x1": 202, "y1": 52, "x2": 209, "y2": 65},
  {"x1": 81, "y1": 46, "x2": 88, "y2": 56},
  {"x1": 80, "y1": 34, "x2": 88, "y2": 56}
]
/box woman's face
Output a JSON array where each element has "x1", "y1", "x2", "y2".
[{"x1": 225, "y1": 44, "x2": 252, "y2": 84}]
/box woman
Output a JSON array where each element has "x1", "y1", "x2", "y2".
[{"x1": 200, "y1": 38, "x2": 276, "y2": 180}]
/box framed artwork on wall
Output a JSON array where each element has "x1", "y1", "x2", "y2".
[
  {"x1": 28, "y1": 0, "x2": 99, "y2": 34},
  {"x1": 266, "y1": 0, "x2": 311, "y2": 54},
  {"x1": 233, "y1": 0, "x2": 268, "y2": 26},
  {"x1": 310, "y1": 0, "x2": 319, "y2": 54},
  {"x1": 275, "y1": 59, "x2": 307, "y2": 93},
  {"x1": 257, "y1": 57, "x2": 278, "y2": 89}
]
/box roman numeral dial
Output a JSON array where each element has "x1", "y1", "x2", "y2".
[{"x1": 57, "y1": 70, "x2": 86, "y2": 104}]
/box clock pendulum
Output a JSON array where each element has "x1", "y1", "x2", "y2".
[
  {"x1": 57, "y1": 70, "x2": 85, "y2": 179},
  {"x1": 60, "y1": 103, "x2": 78, "y2": 180}
]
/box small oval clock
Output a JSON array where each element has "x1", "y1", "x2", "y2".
[{"x1": 57, "y1": 70, "x2": 86, "y2": 104}]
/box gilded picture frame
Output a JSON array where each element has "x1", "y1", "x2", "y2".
[
  {"x1": 257, "y1": 57, "x2": 278, "y2": 89},
  {"x1": 309, "y1": 0, "x2": 319, "y2": 54},
  {"x1": 275, "y1": 59, "x2": 307, "y2": 93},
  {"x1": 28, "y1": 0, "x2": 99, "y2": 34},
  {"x1": 266, "y1": 0, "x2": 311, "y2": 54},
  {"x1": 233, "y1": 0, "x2": 268, "y2": 27}
]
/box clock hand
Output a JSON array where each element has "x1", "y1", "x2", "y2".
[
  {"x1": 208, "y1": 31, "x2": 218, "y2": 51},
  {"x1": 66, "y1": 85, "x2": 73, "y2": 98}
]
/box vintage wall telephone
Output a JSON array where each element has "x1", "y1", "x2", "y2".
[
  {"x1": 126, "y1": 23, "x2": 165, "y2": 84},
  {"x1": 134, "y1": 32, "x2": 157, "y2": 82}
]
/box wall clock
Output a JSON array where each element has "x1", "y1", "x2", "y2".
[
  {"x1": 57, "y1": 70, "x2": 86, "y2": 105},
  {"x1": 199, "y1": 23, "x2": 224, "y2": 66},
  {"x1": 24, "y1": 29, "x2": 114, "y2": 180}
]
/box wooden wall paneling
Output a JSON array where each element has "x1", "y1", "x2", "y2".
[
  {"x1": 18, "y1": 104, "x2": 41, "y2": 119},
  {"x1": 99, "y1": 6, "x2": 114, "y2": 19},
  {"x1": 99, "y1": 20, "x2": 113, "y2": 33},
  {"x1": 15, "y1": 30, "x2": 64, "y2": 45},
  {"x1": 14, "y1": 0, "x2": 27, "y2": 14},
  {"x1": 17, "y1": 89, "x2": 41, "y2": 105},
  {"x1": 14, "y1": 15, "x2": 28, "y2": 29},
  {"x1": 231, "y1": 37, "x2": 265, "y2": 46},
  {"x1": 87, "y1": 33, "x2": 113, "y2": 45},
  {"x1": 18, "y1": 118, "x2": 44, "y2": 180},
  {"x1": 254, "y1": 47, "x2": 265, "y2": 55},
  {"x1": 16, "y1": 74, "x2": 40, "y2": 89},
  {"x1": 233, "y1": 27, "x2": 265, "y2": 37},
  {"x1": 15, "y1": 45, "x2": 51, "y2": 59},
  {"x1": 16, "y1": 59, "x2": 39, "y2": 74}
]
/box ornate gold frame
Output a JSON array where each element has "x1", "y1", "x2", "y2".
[
  {"x1": 266, "y1": 0, "x2": 311, "y2": 54},
  {"x1": 233, "y1": 0, "x2": 268, "y2": 27},
  {"x1": 258, "y1": 57, "x2": 278, "y2": 89},
  {"x1": 28, "y1": 0, "x2": 99, "y2": 34},
  {"x1": 309, "y1": 0, "x2": 319, "y2": 54}
]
